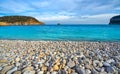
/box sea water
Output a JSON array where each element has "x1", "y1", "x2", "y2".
[{"x1": 0, "y1": 24, "x2": 120, "y2": 41}]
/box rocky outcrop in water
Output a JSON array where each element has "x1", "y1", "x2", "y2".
[
  {"x1": 109, "y1": 15, "x2": 120, "y2": 24},
  {"x1": 0, "y1": 16, "x2": 44, "y2": 26}
]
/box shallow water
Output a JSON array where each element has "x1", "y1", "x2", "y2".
[{"x1": 0, "y1": 24, "x2": 120, "y2": 41}]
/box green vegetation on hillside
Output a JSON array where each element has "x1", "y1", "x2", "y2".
[{"x1": 0, "y1": 16, "x2": 44, "y2": 25}]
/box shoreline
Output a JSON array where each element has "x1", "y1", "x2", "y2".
[
  {"x1": 0, "y1": 40, "x2": 120, "y2": 74},
  {"x1": 1, "y1": 39, "x2": 120, "y2": 42}
]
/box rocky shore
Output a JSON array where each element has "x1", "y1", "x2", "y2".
[{"x1": 0, "y1": 40, "x2": 120, "y2": 74}]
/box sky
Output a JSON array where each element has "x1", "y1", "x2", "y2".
[{"x1": 0, "y1": 0, "x2": 120, "y2": 24}]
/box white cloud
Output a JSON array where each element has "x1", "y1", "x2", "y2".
[
  {"x1": 35, "y1": 13, "x2": 119, "y2": 24},
  {"x1": 77, "y1": 13, "x2": 119, "y2": 24},
  {"x1": 30, "y1": 1, "x2": 50, "y2": 8},
  {"x1": 115, "y1": 7, "x2": 120, "y2": 10},
  {"x1": 0, "y1": 0, "x2": 119, "y2": 24},
  {"x1": 38, "y1": 15, "x2": 73, "y2": 21},
  {"x1": 34, "y1": 12, "x2": 75, "y2": 21},
  {"x1": 81, "y1": 13, "x2": 118, "y2": 19},
  {"x1": 0, "y1": 0, "x2": 34, "y2": 13}
]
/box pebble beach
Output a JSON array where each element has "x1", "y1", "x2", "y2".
[{"x1": 0, "y1": 40, "x2": 120, "y2": 74}]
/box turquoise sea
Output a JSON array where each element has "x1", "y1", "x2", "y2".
[{"x1": 0, "y1": 24, "x2": 120, "y2": 41}]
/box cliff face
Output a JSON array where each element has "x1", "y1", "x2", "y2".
[
  {"x1": 109, "y1": 15, "x2": 120, "y2": 24},
  {"x1": 0, "y1": 16, "x2": 44, "y2": 26}
]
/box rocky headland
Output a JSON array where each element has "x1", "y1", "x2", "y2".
[
  {"x1": 0, "y1": 40, "x2": 120, "y2": 74},
  {"x1": 109, "y1": 15, "x2": 120, "y2": 24},
  {"x1": 0, "y1": 16, "x2": 44, "y2": 26}
]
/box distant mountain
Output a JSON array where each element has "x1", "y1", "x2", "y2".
[
  {"x1": 109, "y1": 15, "x2": 120, "y2": 24},
  {"x1": 0, "y1": 16, "x2": 44, "y2": 26}
]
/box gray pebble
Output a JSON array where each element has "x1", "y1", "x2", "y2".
[
  {"x1": 23, "y1": 70, "x2": 35, "y2": 74},
  {"x1": 75, "y1": 68, "x2": 85, "y2": 74},
  {"x1": 0, "y1": 67, "x2": 2, "y2": 70},
  {"x1": 103, "y1": 62, "x2": 111, "y2": 67},
  {"x1": 104, "y1": 66, "x2": 114, "y2": 73},
  {"x1": 51, "y1": 71, "x2": 57, "y2": 74},
  {"x1": 118, "y1": 69, "x2": 120, "y2": 74},
  {"x1": 6, "y1": 67, "x2": 17, "y2": 74},
  {"x1": 106, "y1": 59, "x2": 115, "y2": 63},
  {"x1": 91, "y1": 69, "x2": 99, "y2": 74},
  {"x1": 15, "y1": 62, "x2": 21, "y2": 67},
  {"x1": 61, "y1": 70, "x2": 66, "y2": 74},
  {"x1": 67, "y1": 60, "x2": 75, "y2": 68},
  {"x1": 37, "y1": 71, "x2": 44, "y2": 74},
  {"x1": 85, "y1": 69, "x2": 91, "y2": 74}
]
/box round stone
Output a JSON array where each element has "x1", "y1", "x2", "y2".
[
  {"x1": 6, "y1": 67, "x2": 17, "y2": 74},
  {"x1": 103, "y1": 62, "x2": 111, "y2": 67},
  {"x1": 0, "y1": 67, "x2": 2, "y2": 70},
  {"x1": 41, "y1": 66, "x2": 47, "y2": 71},
  {"x1": 39, "y1": 53, "x2": 45, "y2": 58},
  {"x1": 99, "y1": 62, "x2": 103, "y2": 67},
  {"x1": 106, "y1": 59, "x2": 115, "y2": 63},
  {"x1": 1, "y1": 65, "x2": 13, "y2": 74},
  {"x1": 22, "y1": 66, "x2": 34, "y2": 72},
  {"x1": 85, "y1": 69, "x2": 91, "y2": 74},
  {"x1": 15, "y1": 62, "x2": 21, "y2": 67},
  {"x1": 85, "y1": 64, "x2": 92, "y2": 69},
  {"x1": 93, "y1": 60, "x2": 103, "y2": 67},
  {"x1": 67, "y1": 68, "x2": 72, "y2": 74},
  {"x1": 0, "y1": 59, "x2": 8, "y2": 63},
  {"x1": 63, "y1": 59, "x2": 66, "y2": 64},
  {"x1": 51, "y1": 71, "x2": 57, "y2": 74},
  {"x1": 67, "y1": 60, "x2": 75, "y2": 68},
  {"x1": 104, "y1": 66, "x2": 114, "y2": 73},
  {"x1": 37, "y1": 71, "x2": 44, "y2": 74},
  {"x1": 15, "y1": 58, "x2": 20, "y2": 62},
  {"x1": 53, "y1": 65, "x2": 59, "y2": 71},
  {"x1": 13, "y1": 71, "x2": 22, "y2": 74},
  {"x1": 61, "y1": 70, "x2": 66, "y2": 74},
  {"x1": 23, "y1": 70, "x2": 35, "y2": 74},
  {"x1": 91, "y1": 69, "x2": 99, "y2": 74},
  {"x1": 45, "y1": 62, "x2": 49, "y2": 67},
  {"x1": 75, "y1": 68, "x2": 85, "y2": 74},
  {"x1": 116, "y1": 62, "x2": 120, "y2": 68},
  {"x1": 46, "y1": 72, "x2": 50, "y2": 74},
  {"x1": 118, "y1": 69, "x2": 120, "y2": 74}
]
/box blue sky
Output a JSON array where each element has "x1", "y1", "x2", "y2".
[{"x1": 0, "y1": 0, "x2": 120, "y2": 24}]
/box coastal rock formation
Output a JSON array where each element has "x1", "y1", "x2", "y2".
[
  {"x1": 0, "y1": 16, "x2": 44, "y2": 26},
  {"x1": 109, "y1": 15, "x2": 120, "y2": 24}
]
